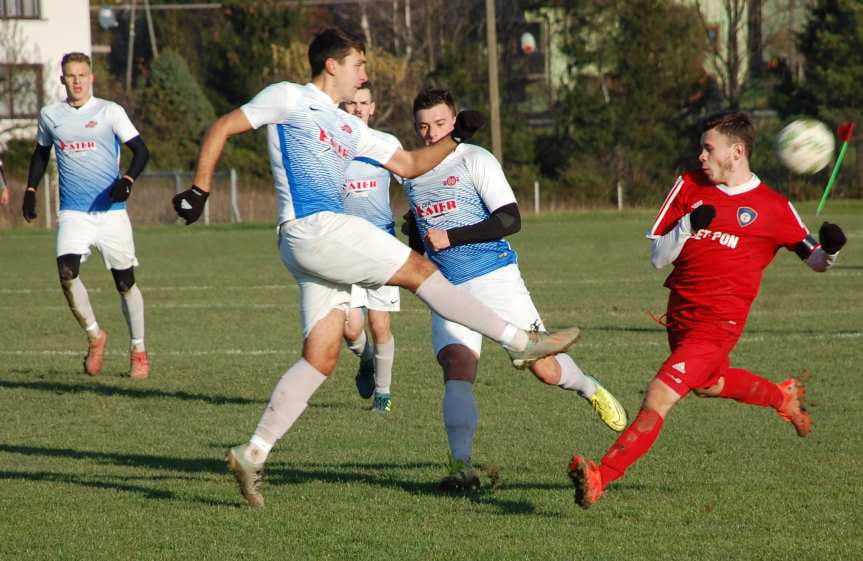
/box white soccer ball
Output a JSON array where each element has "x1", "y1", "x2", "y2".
[{"x1": 776, "y1": 119, "x2": 835, "y2": 174}]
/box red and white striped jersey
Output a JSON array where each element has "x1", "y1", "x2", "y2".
[{"x1": 648, "y1": 170, "x2": 810, "y2": 323}]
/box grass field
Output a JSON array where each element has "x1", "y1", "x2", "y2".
[{"x1": 1, "y1": 202, "x2": 861, "y2": 561}]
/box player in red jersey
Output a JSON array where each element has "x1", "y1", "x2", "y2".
[{"x1": 568, "y1": 111, "x2": 848, "y2": 508}]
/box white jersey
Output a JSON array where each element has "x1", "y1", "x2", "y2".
[
  {"x1": 36, "y1": 97, "x2": 139, "y2": 212},
  {"x1": 403, "y1": 143, "x2": 518, "y2": 285},
  {"x1": 241, "y1": 82, "x2": 399, "y2": 224},
  {"x1": 343, "y1": 128, "x2": 402, "y2": 234}
]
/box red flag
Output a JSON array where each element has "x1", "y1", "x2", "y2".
[{"x1": 837, "y1": 122, "x2": 855, "y2": 142}]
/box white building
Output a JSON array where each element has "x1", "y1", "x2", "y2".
[{"x1": 0, "y1": 0, "x2": 91, "y2": 147}]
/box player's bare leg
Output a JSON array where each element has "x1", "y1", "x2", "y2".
[
  {"x1": 389, "y1": 252, "x2": 580, "y2": 367},
  {"x1": 226, "y1": 308, "x2": 343, "y2": 507},
  {"x1": 57, "y1": 254, "x2": 106, "y2": 376},
  {"x1": 569, "y1": 379, "x2": 680, "y2": 508},
  {"x1": 344, "y1": 308, "x2": 375, "y2": 399},
  {"x1": 530, "y1": 354, "x2": 627, "y2": 432}
]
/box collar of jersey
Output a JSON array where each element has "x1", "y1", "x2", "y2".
[
  {"x1": 65, "y1": 96, "x2": 96, "y2": 112},
  {"x1": 304, "y1": 83, "x2": 339, "y2": 108},
  {"x1": 716, "y1": 173, "x2": 760, "y2": 196}
]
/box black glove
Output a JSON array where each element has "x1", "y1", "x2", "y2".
[
  {"x1": 110, "y1": 176, "x2": 133, "y2": 202},
  {"x1": 819, "y1": 222, "x2": 846, "y2": 254},
  {"x1": 172, "y1": 185, "x2": 209, "y2": 225},
  {"x1": 689, "y1": 204, "x2": 715, "y2": 231},
  {"x1": 22, "y1": 189, "x2": 37, "y2": 222},
  {"x1": 451, "y1": 110, "x2": 484, "y2": 143}
]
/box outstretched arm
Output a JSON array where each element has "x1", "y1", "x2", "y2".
[{"x1": 796, "y1": 222, "x2": 846, "y2": 272}]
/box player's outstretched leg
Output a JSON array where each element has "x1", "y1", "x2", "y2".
[
  {"x1": 543, "y1": 354, "x2": 627, "y2": 431},
  {"x1": 412, "y1": 269, "x2": 580, "y2": 369},
  {"x1": 584, "y1": 376, "x2": 628, "y2": 432},
  {"x1": 714, "y1": 368, "x2": 812, "y2": 437}
]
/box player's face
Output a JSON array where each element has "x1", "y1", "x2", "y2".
[
  {"x1": 343, "y1": 88, "x2": 375, "y2": 124},
  {"x1": 414, "y1": 103, "x2": 456, "y2": 146},
  {"x1": 332, "y1": 49, "x2": 368, "y2": 103},
  {"x1": 699, "y1": 128, "x2": 737, "y2": 184},
  {"x1": 61, "y1": 61, "x2": 93, "y2": 107}
]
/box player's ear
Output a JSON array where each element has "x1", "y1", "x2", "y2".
[
  {"x1": 369, "y1": 101, "x2": 375, "y2": 117},
  {"x1": 324, "y1": 57, "x2": 338, "y2": 76}
]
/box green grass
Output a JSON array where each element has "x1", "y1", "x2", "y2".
[{"x1": 1, "y1": 202, "x2": 861, "y2": 561}]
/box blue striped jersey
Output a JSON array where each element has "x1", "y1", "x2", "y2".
[
  {"x1": 36, "y1": 97, "x2": 139, "y2": 212},
  {"x1": 403, "y1": 143, "x2": 518, "y2": 284},
  {"x1": 241, "y1": 82, "x2": 399, "y2": 224},
  {"x1": 343, "y1": 128, "x2": 402, "y2": 234}
]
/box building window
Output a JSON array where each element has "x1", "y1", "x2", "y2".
[
  {"x1": 0, "y1": 0, "x2": 41, "y2": 19},
  {"x1": 0, "y1": 64, "x2": 43, "y2": 118}
]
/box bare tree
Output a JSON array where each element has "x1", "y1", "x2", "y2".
[{"x1": 695, "y1": 0, "x2": 748, "y2": 109}]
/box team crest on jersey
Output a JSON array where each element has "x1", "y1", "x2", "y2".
[
  {"x1": 84, "y1": 120, "x2": 98, "y2": 128},
  {"x1": 737, "y1": 207, "x2": 758, "y2": 227},
  {"x1": 442, "y1": 175, "x2": 460, "y2": 187}
]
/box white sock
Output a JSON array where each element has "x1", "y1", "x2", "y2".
[
  {"x1": 373, "y1": 337, "x2": 394, "y2": 395},
  {"x1": 62, "y1": 277, "x2": 98, "y2": 333},
  {"x1": 415, "y1": 271, "x2": 527, "y2": 351},
  {"x1": 555, "y1": 354, "x2": 596, "y2": 397},
  {"x1": 443, "y1": 380, "x2": 478, "y2": 464},
  {"x1": 121, "y1": 284, "x2": 146, "y2": 351},
  {"x1": 347, "y1": 330, "x2": 367, "y2": 356},
  {"x1": 244, "y1": 435, "x2": 273, "y2": 464},
  {"x1": 253, "y1": 359, "x2": 327, "y2": 453}
]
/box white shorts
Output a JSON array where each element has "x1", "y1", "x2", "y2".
[
  {"x1": 56, "y1": 210, "x2": 139, "y2": 270},
  {"x1": 350, "y1": 284, "x2": 400, "y2": 312},
  {"x1": 431, "y1": 264, "x2": 544, "y2": 357},
  {"x1": 278, "y1": 211, "x2": 411, "y2": 336}
]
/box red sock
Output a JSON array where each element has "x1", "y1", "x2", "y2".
[
  {"x1": 599, "y1": 408, "x2": 664, "y2": 488},
  {"x1": 718, "y1": 368, "x2": 783, "y2": 409}
]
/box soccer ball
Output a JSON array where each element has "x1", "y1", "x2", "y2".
[{"x1": 776, "y1": 119, "x2": 835, "y2": 174}]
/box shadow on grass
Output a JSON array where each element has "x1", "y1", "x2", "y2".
[
  {"x1": 0, "y1": 378, "x2": 264, "y2": 405},
  {"x1": 0, "y1": 444, "x2": 547, "y2": 514},
  {"x1": 0, "y1": 470, "x2": 234, "y2": 507}
]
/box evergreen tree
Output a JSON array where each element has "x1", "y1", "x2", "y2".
[{"x1": 135, "y1": 50, "x2": 216, "y2": 171}]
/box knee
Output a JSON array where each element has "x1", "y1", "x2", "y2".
[
  {"x1": 369, "y1": 316, "x2": 391, "y2": 342},
  {"x1": 111, "y1": 267, "x2": 136, "y2": 293},
  {"x1": 439, "y1": 346, "x2": 478, "y2": 384},
  {"x1": 56, "y1": 254, "x2": 81, "y2": 283}
]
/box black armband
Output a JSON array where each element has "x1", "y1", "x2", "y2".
[
  {"x1": 123, "y1": 135, "x2": 150, "y2": 180},
  {"x1": 27, "y1": 144, "x2": 52, "y2": 188},
  {"x1": 793, "y1": 234, "x2": 819, "y2": 260},
  {"x1": 447, "y1": 202, "x2": 521, "y2": 247}
]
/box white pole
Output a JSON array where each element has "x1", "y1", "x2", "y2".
[
  {"x1": 174, "y1": 171, "x2": 183, "y2": 225},
  {"x1": 42, "y1": 173, "x2": 51, "y2": 229},
  {"x1": 229, "y1": 168, "x2": 241, "y2": 223},
  {"x1": 617, "y1": 180, "x2": 623, "y2": 211},
  {"x1": 534, "y1": 180, "x2": 540, "y2": 214}
]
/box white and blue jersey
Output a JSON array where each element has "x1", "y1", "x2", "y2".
[
  {"x1": 241, "y1": 82, "x2": 399, "y2": 224},
  {"x1": 343, "y1": 128, "x2": 401, "y2": 235},
  {"x1": 36, "y1": 97, "x2": 139, "y2": 212},
  {"x1": 403, "y1": 143, "x2": 518, "y2": 285}
]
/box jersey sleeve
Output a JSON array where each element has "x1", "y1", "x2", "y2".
[
  {"x1": 775, "y1": 200, "x2": 811, "y2": 249},
  {"x1": 647, "y1": 175, "x2": 689, "y2": 238},
  {"x1": 35, "y1": 108, "x2": 53, "y2": 147},
  {"x1": 355, "y1": 121, "x2": 399, "y2": 167},
  {"x1": 240, "y1": 82, "x2": 301, "y2": 130},
  {"x1": 108, "y1": 103, "x2": 140, "y2": 143},
  {"x1": 465, "y1": 146, "x2": 516, "y2": 212}
]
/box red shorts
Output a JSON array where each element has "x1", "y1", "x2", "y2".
[{"x1": 655, "y1": 317, "x2": 743, "y2": 397}]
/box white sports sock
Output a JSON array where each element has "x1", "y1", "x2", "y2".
[
  {"x1": 443, "y1": 380, "x2": 478, "y2": 464},
  {"x1": 245, "y1": 435, "x2": 273, "y2": 464},
  {"x1": 373, "y1": 337, "x2": 394, "y2": 395},
  {"x1": 415, "y1": 271, "x2": 527, "y2": 351},
  {"x1": 347, "y1": 330, "x2": 367, "y2": 357},
  {"x1": 555, "y1": 353, "x2": 596, "y2": 397},
  {"x1": 61, "y1": 278, "x2": 98, "y2": 333},
  {"x1": 121, "y1": 284, "x2": 146, "y2": 351},
  {"x1": 253, "y1": 358, "x2": 327, "y2": 451}
]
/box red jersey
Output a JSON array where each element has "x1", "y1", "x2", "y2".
[{"x1": 648, "y1": 170, "x2": 810, "y2": 324}]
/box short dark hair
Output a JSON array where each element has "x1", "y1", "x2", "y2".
[
  {"x1": 358, "y1": 81, "x2": 373, "y2": 97},
  {"x1": 308, "y1": 28, "x2": 365, "y2": 78},
  {"x1": 61, "y1": 52, "x2": 91, "y2": 71},
  {"x1": 412, "y1": 88, "x2": 456, "y2": 115},
  {"x1": 701, "y1": 111, "x2": 754, "y2": 157}
]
